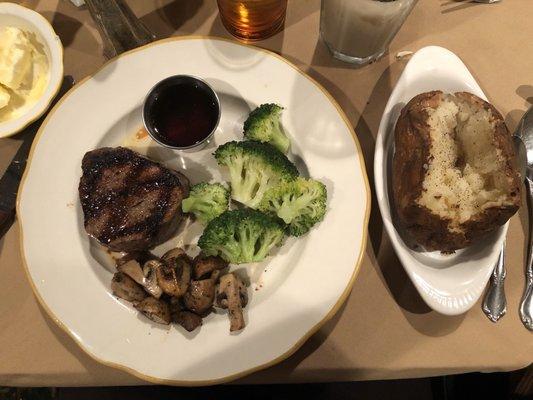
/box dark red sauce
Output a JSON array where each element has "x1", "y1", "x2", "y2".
[{"x1": 147, "y1": 82, "x2": 219, "y2": 148}]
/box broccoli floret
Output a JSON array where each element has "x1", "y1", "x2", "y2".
[
  {"x1": 243, "y1": 103, "x2": 290, "y2": 153},
  {"x1": 198, "y1": 209, "x2": 285, "y2": 264},
  {"x1": 182, "y1": 183, "x2": 230, "y2": 224},
  {"x1": 259, "y1": 177, "x2": 327, "y2": 236},
  {"x1": 214, "y1": 140, "x2": 299, "y2": 209}
]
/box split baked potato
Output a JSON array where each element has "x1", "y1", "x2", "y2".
[{"x1": 392, "y1": 91, "x2": 521, "y2": 252}]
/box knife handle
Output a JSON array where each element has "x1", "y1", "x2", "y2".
[
  {"x1": 0, "y1": 209, "x2": 15, "y2": 238},
  {"x1": 482, "y1": 241, "x2": 507, "y2": 322},
  {"x1": 85, "y1": 0, "x2": 156, "y2": 58}
]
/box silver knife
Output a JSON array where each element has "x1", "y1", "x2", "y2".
[
  {"x1": 0, "y1": 76, "x2": 74, "y2": 238},
  {"x1": 482, "y1": 241, "x2": 506, "y2": 322}
]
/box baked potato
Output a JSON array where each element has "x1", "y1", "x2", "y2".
[{"x1": 392, "y1": 91, "x2": 521, "y2": 252}]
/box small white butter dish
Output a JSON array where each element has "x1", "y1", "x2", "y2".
[{"x1": 0, "y1": 3, "x2": 64, "y2": 138}]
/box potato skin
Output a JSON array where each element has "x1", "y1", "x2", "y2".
[{"x1": 392, "y1": 91, "x2": 521, "y2": 252}]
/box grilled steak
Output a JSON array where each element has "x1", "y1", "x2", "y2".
[{"x1": 79, "y1": 147, "x2": 190, "y2": 252}]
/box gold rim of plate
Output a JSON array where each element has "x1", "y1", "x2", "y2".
[{"x1": 16, "y1": 35, "x2": 372, "y2": 386}]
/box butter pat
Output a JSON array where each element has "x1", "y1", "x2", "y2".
[
  {"x1": 0, "y1": 27, "x2": 33, "y2": 90},
  {"x1": 0, "y1": 86, "x2": 10, "y2": 109},
  {"x1": 0, "y1": 26, "x2": 49, "y2": 123}
]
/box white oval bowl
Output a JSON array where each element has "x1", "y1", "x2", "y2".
[
  {"x1": 0, "y1": 3, "x2": 63, "y2": 138},
  {"x1": 374, "y1": 46, "x2": 507, "y2": 316}
]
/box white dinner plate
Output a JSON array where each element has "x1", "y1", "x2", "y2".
[
  {"x1": 374, "y1": 46, "x2": 506, "y2": 316},
  {"x1": 18, "y1": 37, "x2": 370, "y2": 384}
]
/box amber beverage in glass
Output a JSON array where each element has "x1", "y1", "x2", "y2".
[{"x1": 217, "y1": 0, "x2": 288, "y2": 41}]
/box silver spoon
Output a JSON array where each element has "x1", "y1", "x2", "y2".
[{"x1": 513, "y1": 106, "x2": 533, "y2": 330}]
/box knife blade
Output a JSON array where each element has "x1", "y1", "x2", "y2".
[{"x1": 0, "y1": 76, "x2": 74, "y2": 238}]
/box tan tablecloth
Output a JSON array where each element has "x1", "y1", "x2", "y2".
[{"x1": 0, "y1": 0, "x2": 532, "y2": 387}]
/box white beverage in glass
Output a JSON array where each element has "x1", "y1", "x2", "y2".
[{"x1": 320, "y1": 0, "x2": 417, "y2": 65}]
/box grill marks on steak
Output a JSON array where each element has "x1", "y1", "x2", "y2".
[{"x1": 79, "y1": 147, "x2": 190, "y2": 251}]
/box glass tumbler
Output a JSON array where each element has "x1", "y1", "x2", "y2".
[
  {"x1": 217, "y1": 0, "x2": 288, "y2": 41},
  {"x1": 320, "y1": 0, "x2": 417, "y2": 65}
]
